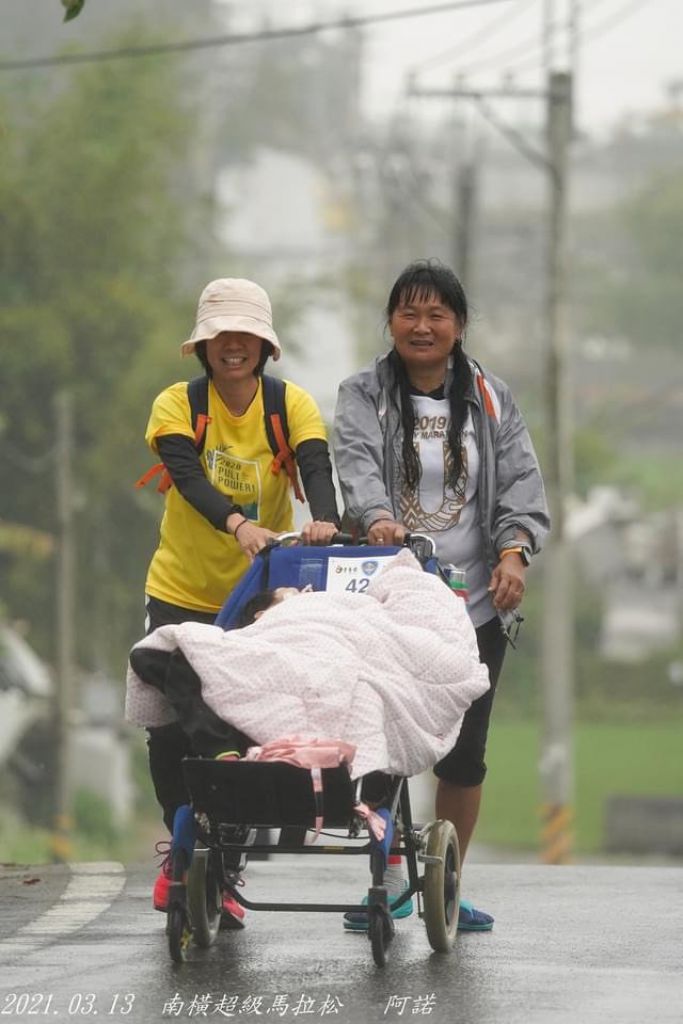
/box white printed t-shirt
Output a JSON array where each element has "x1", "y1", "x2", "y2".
[{"x1": 399, "y1": 393, "x2": 495, "y2": 628}]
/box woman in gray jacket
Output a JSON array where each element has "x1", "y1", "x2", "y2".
[{"x1": 334, "y1": 259, "x2": 549, "y2": 932}]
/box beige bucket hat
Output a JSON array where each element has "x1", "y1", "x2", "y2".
[{"x1": 181, "y1": 278, "x2": 281, "y2": 360}]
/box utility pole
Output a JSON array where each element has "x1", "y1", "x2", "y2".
[
  {"x1": 53, "y1": 390, "x2": 75, "y2": 863},
  {"x1": 539, "y1": 70, "x2": 574, "y2": 864},
  {"x1": 454, "y1": 156, "x2": 477, "y2": 289},
  {"x1": 446, "y1": 97, "x2": 478, "y2": 290},
  {"x1": 410, "y1": 66, "x2": 576, "y2": 863},
  {"x1": 542, "y1": 0, "x2": 555, "y2": 73}
]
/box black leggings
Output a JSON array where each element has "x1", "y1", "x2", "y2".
[{"x1": 433, "y1": 616, "x2": 508, "y2": 787}]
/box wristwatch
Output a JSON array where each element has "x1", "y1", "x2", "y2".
[{"x1": 500, "y1": 542, "x2": 532, "y2": 567}]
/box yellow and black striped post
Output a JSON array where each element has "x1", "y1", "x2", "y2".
[
  {"x1": 540, "y1": 803, "x2": 573, "y2": 864},
  {"x1": 50, "y1": 813, "x2": 74, "y2": 864}
]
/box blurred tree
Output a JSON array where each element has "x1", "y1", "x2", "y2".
[
  {"x1": 580, "y1": 168, "x2": 683, "y2": 352},
  {"x1": 0, "y1": 523, "x2": 53, "y2": 561},
  {"x1": 0, "y1": 36, "x2": 216, "y2": 672},
  {"x1": 573, "y1": 427, "x2": 618, "y2": 499}
]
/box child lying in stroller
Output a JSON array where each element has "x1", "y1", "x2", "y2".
[
  {"x1": 126, "y1": 549, "x2": 490, "y2": 781},
  {"x1": 128, "y1": 586, "x2": 306, "y2": 768}
]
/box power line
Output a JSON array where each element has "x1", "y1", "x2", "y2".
[
  {"x1": 571, "y1": 0, "x2": 648, "y2": 47},
  {"x1": 410, "y1": 0, "x2": 645, "y2": 83},
  {"x1": 500, "y1": 0, "x2": 648, "y2": 76},
  {"x1": 0, "y1": 0, "x2": 515, "y2": 72},
  {"x1": 406, "y1": 0, "x2": 537, "y2": 77},
  {"x1": 417, "y1": 14, "x2": 566, "y2": 79},
  {"x1": 501, "y1": 0, "x2": 651, "y2": 76},
  {"x1": 469, "y1": 93, "x2": 550, "y2": 171}
]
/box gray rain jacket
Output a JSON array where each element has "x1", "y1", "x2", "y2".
[{"x1": 333, "y1": 353, "x2": 550, "y2": 575}]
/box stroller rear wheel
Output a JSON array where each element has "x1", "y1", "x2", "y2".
[
  {"x1": 187, "y1": 846, "x2": 222, "y2": 948},
  {"x1": 423, "y1": 820, "x2": 460, "y2": 953}
]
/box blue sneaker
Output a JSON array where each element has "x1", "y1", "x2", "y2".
[
  {"x1": 343, "y1": 884, "x2": 413, "y2": 932},
  {"x1": 458, "y1": 898, "x2": 494, "y2": 931},
  {"x1": 343, "y1": 891, "x2": 493, "y2": 933}
]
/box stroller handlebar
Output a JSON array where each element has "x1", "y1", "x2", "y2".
[{"x1": 274, "y1": 531, "x2": 436, "y2": 559}]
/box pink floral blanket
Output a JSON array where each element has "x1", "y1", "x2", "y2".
[{"x1": 125, "y1": 550, "x2": 490, "y2": 778}]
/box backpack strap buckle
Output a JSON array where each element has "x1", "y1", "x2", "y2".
[{"x1": 268, "y1": 413, "x2": 304, "y2": 503}]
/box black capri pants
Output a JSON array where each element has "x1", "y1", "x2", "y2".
[
  {"x1": 143, "y1": 596, "x2": 217, "y2": 833},
  {"x1": 433, "y1": 615, "x2": 508, "y2": 787}
]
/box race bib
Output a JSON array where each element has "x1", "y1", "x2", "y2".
[{"x1": 324, "y1": 555, "x2": 394, "y2": 595}]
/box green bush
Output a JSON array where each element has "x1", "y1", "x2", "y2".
[{"x1": 73, "y1": 789, "x2": 119, "y2": 845}]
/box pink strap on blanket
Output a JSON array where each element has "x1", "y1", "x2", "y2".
[
  {"x1": 244, "y1": 737, "x2": 356, "y2": 769},
  {"x1": 244, "y1": 737, "x2": 357, "y2": 843},
  {"x1": 311, "y1": 766, "x2": 323, "y2": 839}
]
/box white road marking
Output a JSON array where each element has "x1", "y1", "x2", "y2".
[{"x1": 0, "y1": 862, "x2": 125, "y2": 957}]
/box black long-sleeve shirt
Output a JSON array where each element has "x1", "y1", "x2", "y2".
[{"x1": 156, "y1": 435, "x2": 340, "y2": 532}]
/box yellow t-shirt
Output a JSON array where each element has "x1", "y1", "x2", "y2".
[{"x1": 145, "y1": 377, "x2": 327, "y2": 612}]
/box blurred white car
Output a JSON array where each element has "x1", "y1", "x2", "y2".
[{"x1": 0, "y1": 624, "x2": 52, "y2": 767}]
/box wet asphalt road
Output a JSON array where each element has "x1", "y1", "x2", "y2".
[{"x1": 1, "y1": 853, "x2": 682, "y2": 1024}]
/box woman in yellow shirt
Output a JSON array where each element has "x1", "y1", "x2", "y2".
[{"x1": 142, "y1": 278, "x2": 339, "y2": 923}]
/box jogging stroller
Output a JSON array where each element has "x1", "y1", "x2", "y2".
[{"x1": 163, "y1": 534, "x2": 462, "y2": 968}]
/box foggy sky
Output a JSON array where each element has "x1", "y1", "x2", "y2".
[{"x1": 222, "y1": 0, "x2": 681, "y2": 136}]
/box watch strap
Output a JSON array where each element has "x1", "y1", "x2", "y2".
[{"x1": 500, "y1": 543, "x2": 532, "y2": 566}]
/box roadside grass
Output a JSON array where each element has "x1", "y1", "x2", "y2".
[
  {"x1": 478, "y1": 718, "x2": 683, "y2": 852},
  {"x1": 0, "y1": 805, "x2": 148, "y2": 866}
]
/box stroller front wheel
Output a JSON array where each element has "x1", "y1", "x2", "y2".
[
  {"x1": 167, "y1": 904, "x2": 192, "y2": 963},
  {"x1": 368, "y1": 906, "x2": 393, "y2": 968}
]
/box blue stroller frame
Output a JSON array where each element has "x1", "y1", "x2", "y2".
[{"x1": 165, "y1": 534, "x2": 461, "y2": 967}]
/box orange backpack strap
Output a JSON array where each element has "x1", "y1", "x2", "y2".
[
  {"x1": 475, "y1": 370, "x2": 499, "y2": 422},
  {"x1": 134, "y1": 461, "x2": 172, "y2": 494},
  {"x1": 134, "y1": 378, "x2": 211, "y2": 493},
  {"x1": 262, "y1": 375, "x2": 304, "y2": 503},
  {"x1": 193, "y1": 413, "x2": 211, "y2": 447},
  {"x1": 268, "y1": 413, "x2": 304, "y2": 503}
]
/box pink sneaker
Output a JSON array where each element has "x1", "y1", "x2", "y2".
[
  {"x1": 220, "y1": 893, "x2": 246, "y2": 929},
  {"x1": 153, "y1": 842, "x2": 173, "y2": 912}
]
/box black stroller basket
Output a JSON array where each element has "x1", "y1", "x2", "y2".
[{"x1": 183, "y1": 759, "x2": 356, "y2": 831}]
